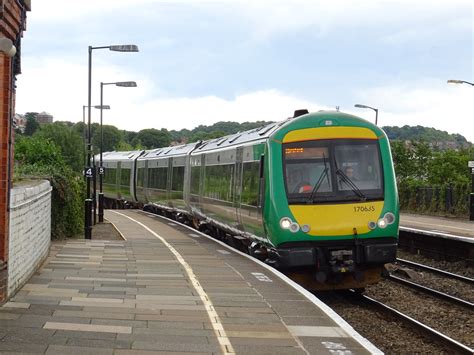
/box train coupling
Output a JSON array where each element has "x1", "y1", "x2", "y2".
[{"x1": 329, "y1": 249, "x2": 355, "y2": 274}]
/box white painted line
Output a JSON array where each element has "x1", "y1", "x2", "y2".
[
  {"x1": 110, "y1": 210, "x2": 235, "y2": 355},
  {"x1": 139, "y1": 210, "x2": 382, "y2": 355},
  {"x1": 188, "y1": 233, "x2": 201, "y2": 238},
  {"x1": 400, "y1": 226, "x2": 473, "y2": 243},
  {"x1": 251, "y1": 272, "x2": 273, "y2": 282},
  {"x1": 288, "y1": 325, "x2": 349, "y2": 338},
  {"x1": 217, "y1": 249, "x2": 231, "y2": 255},
  {"x1": 401, "y1": 220, "x2": 474, "y2": 232}
]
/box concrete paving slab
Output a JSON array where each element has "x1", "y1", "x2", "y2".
[{"x1": 1, "y1": 210, "x2": 379, "y2": 355}]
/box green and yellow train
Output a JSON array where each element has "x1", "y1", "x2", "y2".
[{"x1": 99, "y1": 110, "x2": 399, "y2": 290}]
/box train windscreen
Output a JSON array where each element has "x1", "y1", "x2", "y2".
[{"x1": 283, "y1": 139, "x2": 384, "y2": 203}]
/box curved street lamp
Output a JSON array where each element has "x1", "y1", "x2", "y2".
[
  {"x1": 85, "y1": 44, "x2": 139, "y2": 239},
  {"x1": 98, "y1": 81, "x2": 137, "y2": 223},
  {"x1": 447, "y1": 79, "x2": 474, "y2": 86},
  {"x1": 354, "y1": 104, "x2": 379, "y2": 126}
]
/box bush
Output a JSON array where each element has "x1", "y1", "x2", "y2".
[{"x1": 14, "y1": 136, "x2": 85, "y2": 239}]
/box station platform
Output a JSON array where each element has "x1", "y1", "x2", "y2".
[
  {"x1": 0, "y1": 209, "x2": 380, "y2": 354},
  {"x1": 400, "y1": 213, "x2": 474, "y2": 240}
]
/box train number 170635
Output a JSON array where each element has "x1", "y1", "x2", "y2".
[{"x1": 353, "y1": 206, "x2": 375, "y2": 212}]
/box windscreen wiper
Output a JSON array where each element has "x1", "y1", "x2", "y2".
[
  {"x1": 335, "y1": 167, "x2": 366, "y2": 201},
  {"x1": 308, "y1": 154, "x2": 330, "y2": 203}
]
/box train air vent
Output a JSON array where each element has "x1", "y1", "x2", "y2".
[
  {"x1": 228, "y1": 134, "x2": 242, "y2": 143},
  {"x1": 216, "y1": 138, "x2": 228, "y2": 146},
  {"x1": 258, "y1": 124, "x2": 276, "y2": 136},
  {"x1": 293, "y1": 109, "x2": 309, "y2": 118}
]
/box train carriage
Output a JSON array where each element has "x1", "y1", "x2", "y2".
[
  {"x1": 99, "y1": 150, "x2": 143, "y2": 206},
  {"x1": 97, "y1": 110, "x2": 399, "y2": 290}
]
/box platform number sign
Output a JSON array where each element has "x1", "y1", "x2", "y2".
[
  {"x1": 84, "y1": 167, "x2": 94, "y2": 178},
  {"x1": 98, "y1": 166, "x2": 105, "y2": 175}
]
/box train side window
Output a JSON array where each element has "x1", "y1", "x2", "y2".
[
  {"x1": 148, "y1": 167, "x2": 168, "y2": 190},
  {"x1": 190, "y1": 166, "x2": 200, "y2": 194},
  {"x1": 171, "y1": 166, "x2": 185, "y2": 191},
  {"x1": 204, "y1": 164, "x2": 234, "y2": 202},
  {"x1": 241, "y1": 161, "x2": 259, "y2": 206}
]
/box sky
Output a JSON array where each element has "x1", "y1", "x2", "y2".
[{"x1": 15, "y1": 0, "x2": 474, "y2": 142}]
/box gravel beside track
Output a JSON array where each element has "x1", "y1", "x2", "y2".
[
  {"x1": 366, "y1": 280, "x2": 473, "y2": 347},
  {"x1": 317, "y1": 250, "x2": 473, "y2": 354},
  {"x1": 317, "y1": 291, "x2": 448, "y2": 354}
]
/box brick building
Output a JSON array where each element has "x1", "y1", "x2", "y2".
[
  {"x1": 36, "y1": 111, "x2": 53, "y2": 124},
  {"x1": 0, "y1": 0, "x2": 31, "y2": 302}
]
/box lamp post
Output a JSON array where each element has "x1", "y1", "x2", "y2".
[
  {"x1": 98, "y1": 81, "x2": 137, "y2": 223},
  {"x1": 82, "y1": 105, "x2": 110, "y2": 167},
  {"x1": 85, "y1": 44, "x2": 139, "y2": 240},
  {"x1": 354, "y1": 104, "x2": 379, "y2": 126},
  {"x1": 448, "y1": 79, "x2": 474, "y2": 221}
]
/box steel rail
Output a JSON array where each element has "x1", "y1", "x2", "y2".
[
  {"x1": 348, "y1": 290, "x2": 474, "y2": 355},
  {"x1": 396, "y1": 258, "x2": 474, "y2": 284},
  {"x1": 386, "y1": 274, "x2": 474, "y2": 309}
]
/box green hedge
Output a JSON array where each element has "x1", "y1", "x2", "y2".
[
  {"x1": 14, "y1": 164, "x2": 85, "y2": 239},
  {"x1": 398, "y1": 181, "x2": 470, "y2": 217}
]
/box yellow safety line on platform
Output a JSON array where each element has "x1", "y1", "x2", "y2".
[{"x1": 110, "y1": 211, "x2": 235, "y2": 354}]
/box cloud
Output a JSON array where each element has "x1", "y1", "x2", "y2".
[{"x1": 353, "y1": 82, "x2": 474, "y2": 141}]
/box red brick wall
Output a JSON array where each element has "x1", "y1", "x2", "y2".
[
  {"x1": 0, "y1": 55, "x2": 10, "y2": 263},
  {"x1": 0, "y1": 0, "x2": 29, "y2": 303}
]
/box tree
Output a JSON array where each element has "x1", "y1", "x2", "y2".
[
  {"x1": 15, "y1": 135, "x2": 64, "y2": 168},
  {"x1": 188, "y1": 130, "x2": 226, "y2": 143},
  {"x1": 428, "y1": 149, "x2": 470, "y2": 185},
  {"x1": 34, "y1": 122, "x2": 84, "y2": 173},
  {"x1": 91, "y1": 125, "x2": 122, "y2": 154},
  {"x1": 115, "y1": 140, "x2": 134, "y2": 151},
  {"x1": 132, "y1": 128, "x2": 171, "y2": 149},
  {"x1": 24, "y1": 116, "x2": 40, "y2": 136}
]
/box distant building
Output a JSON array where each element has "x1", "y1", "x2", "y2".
[
  {"x1": 13, "y1": 114, "x2": 26, "y2": 132},
  {"x1": 36, "y1": 111, "x2": 53, "y2": 124}
]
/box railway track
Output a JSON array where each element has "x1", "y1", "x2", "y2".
[
  {"x1": 385, "y1": 273, "x2": 474, "y2": 309},
  {"x1": 344, "y1": 290, "x2": 474, "y2": 354},
  {"x1": 396, "y1": 257, "x2": 474, "y2": 284}
]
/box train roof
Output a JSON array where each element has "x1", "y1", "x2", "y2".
[
  {"x1": 137, "y1": 141, "x2": 200, "y2": 160},
  {"x1": 101, "y1": 110, "x2": 379, "y2": 160},
  {"x1": 100, "y1": 150, "x2": 144, "y2": 162}
]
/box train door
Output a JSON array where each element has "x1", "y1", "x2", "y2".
[
  {"x1": 234, "y1": 147, "x2": 244, "y2": 229},
  {"x1": 117, "y1": 161, "x2": 122, "y2": 199},
  {"x1": 167, "y1": 158, "x2": 172, "y2": 206}
]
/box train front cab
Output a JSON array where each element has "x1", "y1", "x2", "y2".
[{"x1": 264, "y1": 112, "x2": 399, "y2": 289}]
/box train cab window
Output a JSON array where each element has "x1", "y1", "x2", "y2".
[
  {"x1": 284, "y1": 146, "x2": 332, "y2": 199},
  {"x1": 284, "y1": 139, "x2": 384, "y2": 203},
  {"x1": 334, "y1": 143, "x2": 382, "y2": 192}
]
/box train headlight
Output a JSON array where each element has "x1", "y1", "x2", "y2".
[
  {"x1": 368, "y1": 221, "x2": 377, "y2": 230},
  {"x1": 384, "y1": 212, "x2": 396, "y2": 225},
  {"x1": 377, "y1": 218, "x2": 387, "y2": 229},
  {"x1": 280, "y1": 217, "x2": 292, "y2": 229},
  {"x1": 289, "y1": 223, "x2": 300, "y2": 233},
  {"x1": 301, "y1": 224, "x2": 311, "y2": 233}
]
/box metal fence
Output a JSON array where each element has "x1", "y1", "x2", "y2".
[{"x1": 398, "y1": 183, "x2": 470, "y2": 217}]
